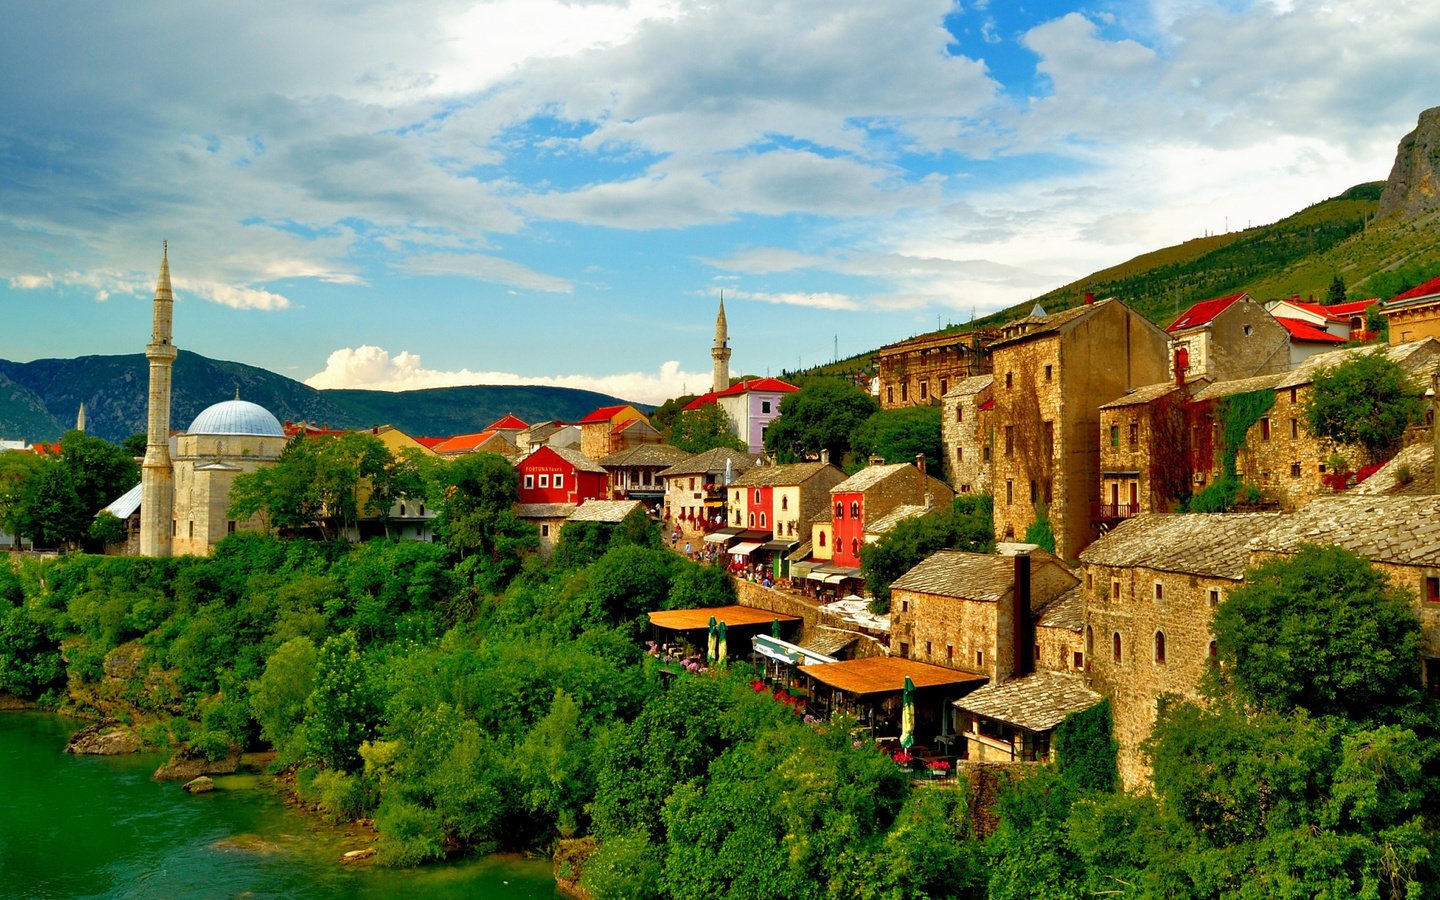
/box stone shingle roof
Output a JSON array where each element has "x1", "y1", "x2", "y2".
[
  {"x1": 548, "y1": 446, "x2": 608, "y2": 474},
  {"x1": 730, "y1": 461, "x2": 837, "y2": 488},
  {"x1": 832, "y1": 463, "x2": 912, "y2": 494},
  {"x1": 1078, "y1": 512, "x2": 1285, "y2": 579},
  {"x1": 515, "y1": 503, "x2": 575, "y2": 519},
  {"x1": 954, "y1": 671, "x2": 1102, "y2": 733},
  {"x1": 1351, "y1": 443, "x2": 1436, "y2": 497},
  {"x1": 598, "y1": 443, "x2": 692, "y2": 469},
  {"x1": 990, "y1": 302, "x2": 1101, "y2": 348},
  {"x1": 866, "y1": 503, "x2": 930, "y2": 535},
  {"x1": 890, "y1": 549, "x2": 1069, "y2": 607},
  {"x1": 1099, "y1": 381, "x2": 1183, "y2": 410},
  {"x1": 657, "y1": 447, "x2": 757, "y2": 479},
  {"x1": 1191, "y1": 372, "x2": 1282, "y2": 401},
  {"x1": 942, "y1": 374, "x2": 993, "y2": 399},
  {"x1": 1035, "y1": 584, "x2": 1084, "y2": 632},
  {"x1": 1247, "y1": 495, "x2": 1440, "y2": 567},
  {"x1": 569, "y1": 499, "x2": 646, "y2": 523}
]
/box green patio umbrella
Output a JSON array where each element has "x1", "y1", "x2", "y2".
[
  {"x1": 771, "y1": 617, "x2": 781, "y2": 639},
  {"x1": 717, "y1": 620, "x2": 729, "y2": 666},
  {"x1": 900, "y1": 675, "x2": 916, "y2": 750},
  {"x1": 706, "y1": 615, "x2": 718, "y2": 663}
]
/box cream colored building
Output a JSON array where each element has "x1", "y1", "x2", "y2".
[{"x1": 169, "y1": 400, "x2": 290, "y2": 555}]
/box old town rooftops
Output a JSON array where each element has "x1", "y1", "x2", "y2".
[
  {"x1": 890, "y1": 549, "x2": 1066, "y2": 604},
  {"x1": 954, "y1": 671, "x2": 1101, "y2": 733},
  {"x1": 729, "y1": 461, "x2": 836, "y2": 488},
  {"x1": 1167, "y1": 292, "x2": 1249, "y2": 332},
  {"x1": 657, "y1": 446, "x2": 757, "y2": 478},
  {"x1": 1079, "y1": 512, "x2": 1285, "y2": 579},
  {"x1": 941, "y1": 374, "x2": 993, "y2": 398}
]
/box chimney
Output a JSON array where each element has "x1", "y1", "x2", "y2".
[
  {"x1": 1174, "y1": 347, "x2": 1187, "y2": 387},
  {"x1": 821, "y1": 448, "x2": 830, "y2": 465},
  {"x1": 914, "y1": 452, "x2": 925, "y2": 476},
  {"x1": 1084, "y1": 291, "x2": 1095, "y2": 305},
  {"x1": 868, "y1": 454, "x2": 884, "y2": 467},
  {"x1": 1012, "y1": 551, "x2": 1033, "y2": 678}
]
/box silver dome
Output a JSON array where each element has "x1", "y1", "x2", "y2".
[{"x1": 187, "y1": 399, "x2": 285, "y2": 437}]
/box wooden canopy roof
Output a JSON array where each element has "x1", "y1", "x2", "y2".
[
  {"x1": 647, "y1": 604, "x2": 801, "y2": 631},
  {"x1": 801, "y1": 657, "x2": 986, "y2": 697}
]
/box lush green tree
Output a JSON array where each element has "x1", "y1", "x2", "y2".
[
  {"x1": 850, "y1": 406, "x2": 943, "y2": 474},
  {"x1": 1327, "y1": 274, "x2": 1348, "y2": 305},
  {"x1": 649, "y1": 393, "x2": 698, "y2": 439},
  {"x1": 87, "y1": 510, "x2": 128, "y2": 547},
  {"x1": 668, "y1": 403, "x2": 745, "y2": 454},
  {"x1": 762, "y1": 379, "x2": 878, "y2": 464},
  {"x1": 249, "y1": 636, "x2": 319, "y2": 762},
  {"x1": 122, "y1": 433, "x2": 148, "y2": 457},
  {"x1": 59, "y1": 430, "x2": 139, "y2": 516},
  {"x1": 229, "y1": 432, "x2": 397, "y2": 540},
  {"x1": 1305, "y1": 351, "x2": 1424, "y2": 465},
  {"x1": 428, "y1": 452, "x2": 537, "y2": 589},
  {"x1": 14, "y1": 459, "x2": 87, "y2": 549},
  {"x1": 304, "y1": 630, "x2": 382, "y2": 771},
  {"x1": 0, "y1": 564, "x2": 65, "y2": 701},
  {"x1": 1214, "y1": 543, "x2": 1424, "y2": 723},
  {"x1": 859, "y1": 494, "x2": 995, "y2": 610},
  {"x1": 0, "y1": 450, "x2": 46, "y2": 545}
]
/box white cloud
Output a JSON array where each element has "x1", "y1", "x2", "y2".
[
  {"x1": 304, "y1": 346, "x2": 708, "y2": 405},
  {"x1": 724, "y1": 289, "x2": 861, "y2": 311}
]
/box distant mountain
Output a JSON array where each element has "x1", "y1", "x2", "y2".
[{"x1": 0, "y1": 351, "x2": 646, "y2": 445}]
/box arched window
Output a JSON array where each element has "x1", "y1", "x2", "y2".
[
  {"x1": 819, "y1": 532, "x2": 827, "y2": 547},
  {"x1": 850, "y1": 501, "x2": 860, "y2": 519},
  {"x1": 760, "y1": 513, "x2": 767, "y2": 528},
  {"x1": 399, "y1": 503, "x2": 407, "y2": 516},
  {"x1": 851, "y1": 538, "x2": 859, "y2": 556},
  {"x1": 754, "y1": 489, "x2": 762, "y2": 504},
  {"x1": 748, "y1": 512, "x2": 755, "y2": 527},
  {"x1": 1112, "y1": 632, "x2": 1122, "y2": 663},
  {"x1": 781, "y1": 496, "x2": 788, "y2": 510},
  {"x1": 1154, "y1": 631, "x2": 1166, "y2": 664},
  {"x1": 835, "y1": 501, "x2": 844, "y2": 519},
  {"x1": 1208, "y1": 640, "x2": 1218, "y2": 662}
]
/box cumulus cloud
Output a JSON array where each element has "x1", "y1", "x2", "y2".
[{"x1": 305, "y1": 346, "x2": 708, "y2": 405}]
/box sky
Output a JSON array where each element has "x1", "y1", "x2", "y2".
[{"x1": 2, "y1": 1, "x2": 1438, "y2": 406}]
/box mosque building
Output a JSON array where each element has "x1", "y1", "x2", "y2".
[{"x1": 135, "y1": 245, "x2": 288, "y2": 557}]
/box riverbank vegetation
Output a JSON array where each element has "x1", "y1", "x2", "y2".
[{"x1": 3, "y1": 452, "x2": 1438, "y2": 896}]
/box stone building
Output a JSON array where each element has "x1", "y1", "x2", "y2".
[
  {"x1": 876, "y1": 329, "x2": 994, "y2": 409},
  {"x1": 1165, "y1": 291, "x2": 1289, "y2": 382},
  {"x1": 658, "y1": 447, "x2": 755, "y2": 536},
  {"x1": 728, "y1": 461, "x2": 845, "y2": 543},
  {"x1": 170, "y1": 400, "x2": 290, "y2": 555},
  {"x1": 988, "y1": 299, "x2": 1171, "y2": 559},
  {"x1": 598, "y1": 443, "x2": 691, "y2": 505},
  {"x1": 940, "y1": 374, "x2": 993, "y2": 495},
  {"x1": 952, "y1": 669, "x2": 1102, "y2": 764},
  {"x1": 822, "y1": 459, "x2": 954, "y2": 570},
  {"x1": 888, "y1": 546, "x2": 1078, "y2": 683},
  {"x1": 1382, "y1": 274, "x2": 1440, "y2": 345},
  {"x1": 1097, "y1": 381, "x2": 1189, "y2": 523},
  {"x1": 1077, "y1": 511, "x2": 1285, "y2": 786},
  {"x1": 1246, "y1": 494, "x2": 1440, "y2": 700}
]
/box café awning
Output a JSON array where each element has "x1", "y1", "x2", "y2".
[
  {"x1": 729, "y1": 541, "x2": 763, "y2": 556},
  {"x1": 648, "y1": 605, "x2": 802, "y2": 631},
  {"x1": 801, "y1": 657, "x2": 986, "y2": 697},
  {"x1": 751, "y1": 634, "x2": 838, "y2": 667},
  {"x1": 703, "y1": 527, "x2": 744, "y2": 544}
]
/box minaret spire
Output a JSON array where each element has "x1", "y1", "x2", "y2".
[
  {"x1": 75, "y1": 402, "x2": 86, "y2": 433},
  {"x1": 711, "y1": 292, "x2": 731, "y2": 393},
  {"x1": 140, "y1": 242, "x2": 177, "y2": 556}
]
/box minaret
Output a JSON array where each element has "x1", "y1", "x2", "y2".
[
  {"x1": 711, "y1": 295, "x2": 731, "y2": 393},
  {"x1": 140, "y1": 243, "x2": 176, "y2": 557},
  {"x1": 75, "y1": 403, "x2": 86, "y2": 433}
]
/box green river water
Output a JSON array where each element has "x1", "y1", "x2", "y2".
[{"x1": 0, "y1": 713, "x2": 562, "y2": 899}]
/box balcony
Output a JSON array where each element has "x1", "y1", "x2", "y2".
[{"x1": 1091, "y1": 502, "x2": 1138, "y2": 521}]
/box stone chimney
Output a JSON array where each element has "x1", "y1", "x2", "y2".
[
  {"x1": 820, "y1": 448, "x2": 830, "y2": 465},
  {"x1": 1012, "y1": 551, "x2": 1033, "y2": 678}
]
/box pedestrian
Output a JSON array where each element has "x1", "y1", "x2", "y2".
[{"x1": 685, "y1": 541, "x2": 692, "y2": 556}]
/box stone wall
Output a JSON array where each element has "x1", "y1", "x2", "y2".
[
  {"x1": 941, "y1": 383, "x2": 993, "y2": 496},
  {"x1": 891, "y1": 588, "x2": 1006, "y2": 681},
  {"x1": 877, "y1": 332, "x2": 992, "y2": 409},
  {"x1": 1229, "y1": 384, "x2": 1344, "y2": 510},
  {"x1": 1080, "y1": 562, "x2": 1232, "y2": 787},
  {"x1": 1035, "y1": 623, "x2": 1083, "y2": 675}
]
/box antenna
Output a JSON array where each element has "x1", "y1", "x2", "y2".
[{"x1": 833, "y1": 334, "x2": 838, "y2": 363}]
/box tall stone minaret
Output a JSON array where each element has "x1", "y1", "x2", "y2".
[
  {"x1": 711, "y1": 295, "x2": 731, "y2": 393},
  {"x1": 140, "y1": 242, "x2": 176, "y2": 557},
  {"x1": 75, "y1": 402, "x2": 86, "y2": 433}
]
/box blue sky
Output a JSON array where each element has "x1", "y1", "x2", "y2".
[{"x1": 2, "y1": 0, "x2": 1437, "y2": 405}]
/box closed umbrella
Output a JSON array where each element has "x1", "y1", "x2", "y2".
[
  {"x1": 706, "y1": 615, "x2": 718, "y2": 663},
  {"x1": 771, "y1": 617, "x2": 781, "y2": 639},
  {"x1": 717, "y1": 620, "x2": 729, "y2": 666},
  {"x1": 900, "y1": 676, "x2": 916, "y2": 750}
]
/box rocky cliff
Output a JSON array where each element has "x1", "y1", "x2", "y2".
[{"x1": 1377, "y1": 106, "x2": 1440, "y2": 220}]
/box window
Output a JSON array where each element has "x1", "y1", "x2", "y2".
[
  {"x1": 887, "y1": 387, "x2": 894, "y2": 404},
  {"x1": 1110, "y1": 425, "x2": 1120, "y2": 447},
  {"x1": 760, "y1": 513, "x2": 767, "y2": 527},
  {"x1": 1006, "y1": 480, "x2": 1014, "y2": 504},
  {"x1": 1005, "y1": 425, "x2": 1015, "y2": 457},
  {"x1": 947, "y1": 644, "x2": 954, "y2": 663},
  {"x1": 1208, "y1": 589, "x2": 1220, "y2": 608},
  {"x1": 899, "y1": 642, "x2": 910, "y2": 659},
  {"x1": 1085, "y1": 625, "x2": 1094, "y2": 655},
  {"x1": 851, "y1": 538, "x2": 859, "y2": 556},
  {"x1": 901, "y1": 599, "x2": 908, "y2": 613},
  {"x1": 1154, "y1": 632, "x2": 1166, "y2": 664},
  {"x1": 976, "y1": 650, "x2": 984, "y2": 668},
  {"x1": 920, "y1": 381, "x2": 929, "y2": 400},
  {"x1": 419, "y1": 504, "x2": 425, "y2": 516},
  {"x1": 553, "y1": 474, "x2": 563, "y2": 489},
  {"x1": 1243, "y1": 324, "x2": 1253, "y2": 336},
  {"x1": 1029, "y1": 480, "x2": 1037, "y2": 503},
  {"x1": 819, "y1": 532, "x2": 827, "y2": 547},
  {"x1": 754, "y1": 489, "x2": 762, "y2": 504},
  {"x1": 1260, "y1": 417, "x2": 1271, "y2": 441},
  {"x1": 541, "y1": 524, "x2": 550, "y2": 537},
  {"x1": 1290, "y1": 462, "x2": 1301, "y2": 478},
  {"x1": 1154, "y1": 581, "x2": 1163, "y2": 601},
  {"x1": 850, "y1": 501, "x2": 859, "y2": 518},
  {"x1": 1427, "y1": 577, "x2": 1440, "y2": 602},
  {"x1": 1044, "y1": 364, "x2": 1053, "y2": 381},
  {"x1": 1005, "y1": 371, "x2": 1013, "y2": 389},
  {"x1": 1113, "y1": 632, "x2": 1123, "y2": 662},
  {"x1": 955, "y1": 406, "x2": 963, "y2": 422},
  {"x1": 227, "y1": 520, "x2": 236, "y2": 535},
  {"x1": 835, "y1": 501, "x2": 844, "y2": 519},
  {"x1": 399, "y1": 503, "x2": 407, "y2": 516},
  {"x1": 960, "y1": 484, "x2": 971, "y2": 493},
  {"x1": 749, "y1": 512, "x2": 755, "y2": 526},
  {"x1": 1290, "y1": 418, "x2": 1299, "y2": 439},
  {"x1": 762, "y1": 400, "x2": 772, "y2": 414},
  {"x1": 1074, "y1": 651, "x2": 1085, "y2": 671},
  {"x1": 901, "y1": 383, "x2": 908, "y2": 402},
  {"x1": 1128, "y1": 422, "x2": 1138, "y2": 446},
  {"x1": 1086, "y1": 571, "x2": 1093, "y2": 590},
  {"x1": 940, "y1": 378, "x2": 949, "y2": 394},
  {"x1": 689, "y1": 477, "x2": 696, "y2": 490},
  {"x1": 538, "y1": 474, "x2": 549, "y2": 488},
  {"x1": 188, "y1": 521, "x2": 194, "y2": 538},
  {"x1": 956, "y1": 446, "x2": 963, "y2": 462},
  {"x1": 781, "y1": 496, "x2": 788, "y2": 510},
  {"x1": 1111, "y1": 579, "x2": 1120, "y2": 600},
  {"x1": 524, "y1": 474, "x2": 535, "y2": 489},
  {"x1": 925, "y1": 641, "x2": 932, "y2": 656},
  {"x1": 1289, "y1": 387, "x2": 1297, "y2": 403}
]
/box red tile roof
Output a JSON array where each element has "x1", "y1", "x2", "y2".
[
  {"x1": 485, "y1": 414, "x2": 529, "y2": 431},
  {"x1": 1278, "y1": 300, "x2": 1347, "y2": 323},
  {"x1": 1274, "y1": 316, "x2": 1346, "y2": 344},
  {"x1": 683, "y1": 391, "x2": 719, "y2": 411},
  {"x1": 414, "y1": 436, "x2": 447, "y2": 449},
  {"x1": 29, "y1": 442, "x2": 62, "y2": 456},
  {"x1": 578, "y1": 405, "x2": 631, "y2": 424},
  {"x1": 683, "y1": 378, "x2": 799, "y2": 410},
  {"x1": 1166, "y1": 292, "x2": 1247, "y2": 332},
  {"x1": 1324, "y1": 298, "x2": 1378, "y2": 317},
  {"x1": 1391, "y1": 275, "x2": 1440, "y2": 303},
  {"x1": 283, "y1": 422, "x2": 350, "y2": 438},
  {"x1": 432, "y1": 430, "x2": 499, "y2": 453}
]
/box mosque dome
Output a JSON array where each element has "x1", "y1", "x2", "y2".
[{"x1": 187, "y1": 399, "x2": 285, "y2": 437}]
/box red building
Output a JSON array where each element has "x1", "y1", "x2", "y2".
[{"x1": 514, "y1": 445, "x2": 608, "y2": 506}]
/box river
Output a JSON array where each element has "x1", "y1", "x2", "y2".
[{"x1": 0, "y1": 713, "x2": 562, "y2": 899}]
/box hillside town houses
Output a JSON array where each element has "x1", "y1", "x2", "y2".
[{"x1": 13, "y1": 252, "x2": 1440, "y2": 794}]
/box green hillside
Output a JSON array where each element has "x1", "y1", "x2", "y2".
[{"x1": 0, "y1": 352, "x2": 645, "y2": 445}]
